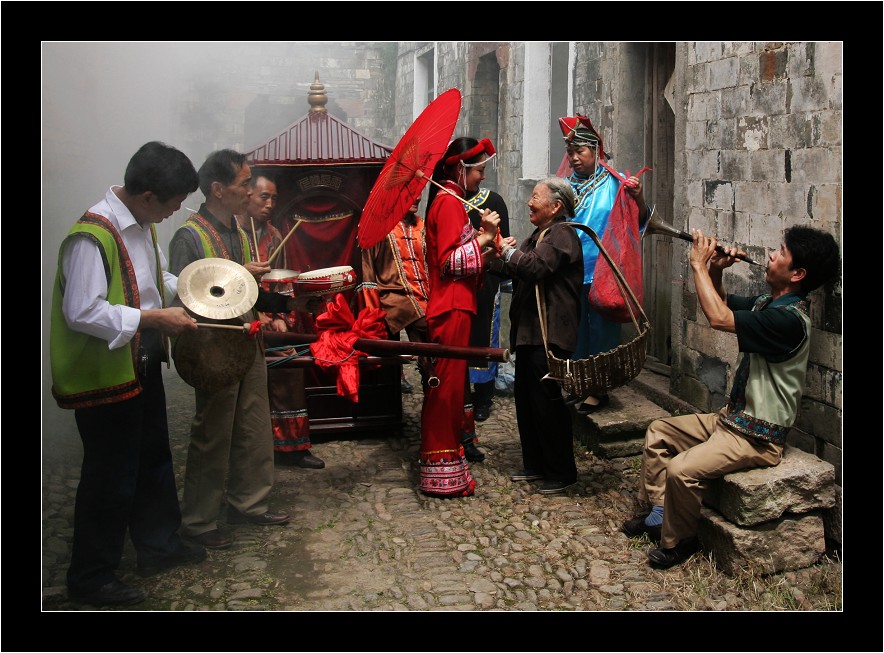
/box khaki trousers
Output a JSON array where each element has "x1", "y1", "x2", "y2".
[
  {"x1": 181, "y1": 345, "x2": 275, "y2": 536},
  {"x1": 639, "y1": 410, "x2": 782, "y2": 549}
]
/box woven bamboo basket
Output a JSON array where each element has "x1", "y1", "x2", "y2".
[{"x1": 538, "y1": 222, "x2": 650, "y2": 397}]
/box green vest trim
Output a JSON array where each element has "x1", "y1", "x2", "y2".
[
  {"x1": 50, "y1": 212, "x2": 144, "y2": 409},
  {"x1": 181, "y1": 212, "x2": 253, "y2": 262}
]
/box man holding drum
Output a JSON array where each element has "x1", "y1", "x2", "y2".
[
  {"x1": 237, "y1": 173, "x2": 326, "y2": 470},
  {"x1": 169, "y1": 150, "x2": 317, "y2": 550}
]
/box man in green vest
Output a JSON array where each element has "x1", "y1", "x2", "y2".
[
  {"x1": 622, "y1": 225, "x2": 840, "y2": 569},
  {"x1": 51, "y1": 141, "x2": 205, "y2": 606},
  {"x1": 169, "y1": 149, "x2": 316, "y2": 550}
]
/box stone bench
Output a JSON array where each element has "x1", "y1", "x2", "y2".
[{"x1": 699, "y1": 445, "x2": 836, "y2": 576}]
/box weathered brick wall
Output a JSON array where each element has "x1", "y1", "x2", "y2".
[
  {"x1": 496, "y1": 42, "x2": 523, "y2": 231},
  {"x1": 393, "y1": 43, "x2": 418, "y2": 139}
]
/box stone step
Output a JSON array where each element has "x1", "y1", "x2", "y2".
[{"x1": 570, "y1": 382, "x2": 670, "y2": 458}]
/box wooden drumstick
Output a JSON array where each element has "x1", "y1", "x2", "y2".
[
  {"x1": 250, "y1": 216, "x2": 259, "y2": 260},
  {"x1": 268, "y1": 219, "x2": 302, "y2": 265},
  {"x1": 196, "y1": 322, "x2": 248, "y2": 332}
]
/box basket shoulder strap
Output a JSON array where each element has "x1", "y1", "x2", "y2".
[
  {"x1": 533, "y1": 227, "x2": 552, "y2": 355},
  {"x1": 565, "y1": 221, "x2": 650, "y2": 330}
]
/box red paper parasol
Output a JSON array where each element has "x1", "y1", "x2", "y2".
[{"x1": 358, "y1": 88, "x2": 463, "y2": 249}]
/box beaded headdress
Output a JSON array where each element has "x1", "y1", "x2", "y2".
[{"x1": 559, "y1": 115, "x2": 605, "y2": 159}]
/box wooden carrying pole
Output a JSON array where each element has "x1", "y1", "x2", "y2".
[{"x1": 263, "y1": 331, "x2": 510, "y2": 363}]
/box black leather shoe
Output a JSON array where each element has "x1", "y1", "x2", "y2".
[
  {"x1": 474, "y1": 405, "x2": 491, "y2": 422},
  {"x1": 228, "y1": 510, "x2": 290, "y2": 526},
  {"x1": 538, "y1": 480, "x2": 577, "y2": 495},
  {"x1": 137, "y1": 543, "x2": 207, "y2": 577},
  {"x1": 68, "y1": 579, "x2": 146, "y2": 606},
  {"x1": 189, "y1": 528, "x2": 233, "y2": 550},
  {"x1": 648, "y1": 537, "x2": 700, "y2": 569},
  {"x1": 511, "y1": 470, "x2": 544, "y2": 482},
  {"x1": 622, "y1": 516, "x2": 662, "y2": 542},
  {"x1": 462, "y1": 441, "x2": 486, "y2": 462}
]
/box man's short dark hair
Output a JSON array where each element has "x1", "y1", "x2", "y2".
[
  {"x1": 198, "y1": 149, "x2": 248, "y2": 197},
  {"x1": 123, "y1": 141, "x2": 199, "y2": 202},
  {"x1": 784, "y1": 225, "x2": 840, "y2": 293},
  {"x1": 250, "y1": 170, "x2": 277, "y2": 189}
]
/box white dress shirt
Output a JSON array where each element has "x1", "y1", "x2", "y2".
[{"x1": 61, "y1": 186, "x2": 177, "y2": 350}]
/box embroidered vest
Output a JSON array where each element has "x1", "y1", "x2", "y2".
[
  {"x1": 181, "y1": 212, "x2": 254, "y2": 263},
  {"x1": 50, "y1": 213, "x2": 148, "y2": 409},
  {"x1": 721, "y1": 294, "x2": 812, "y2": 445}
]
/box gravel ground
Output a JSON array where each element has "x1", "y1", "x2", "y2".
[{"x1": 42, "y1": 362, "x2": 842, "y2": 615}]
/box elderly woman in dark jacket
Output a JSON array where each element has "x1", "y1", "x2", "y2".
[{"x1": 491, "y1": 177, "x2": 583, "y2": 495}]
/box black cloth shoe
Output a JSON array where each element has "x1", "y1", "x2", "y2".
[
  {"x1": 68, "y1": 579, "x2": 146, "y2": 606},
  {"x1": 189, "y1": 528, "x2": 233, "y2": 550},
  {"x1": 293, "y1": 450, "x2": 326, "y2": 469},
  {"x1": 648, "y1": 537, "x2": 700, "y2": 569},
  {"x1": 474, "y1": 404, "x2": 491, "y2": 422},
  {"x1": 564, "y1": 394, "x2": 584, "y2": 406},
  {"x1": 538, "y1": 480, "x2": 577, "y2": 495},
  {"x1": 137, "y1": 543, "x2": 207, "y2": 577},
  {"x1": 510, "y1": 470, "x2": 544, "y2": 482},
  {"x1": 228, "y1": 510, "x2": 290, "y2": 526},
  {"x1": 277, "y1": 450, "x2": 326, "y2": 469},
  {"x1": 622, "y1": 516, "x2": 662, "y2": 542},
  {"x1": 400, "y1": 377, "x2": 413, "y2": 394},
  {"x1": 462, "y1": 441, "x2": 486, "y2": 462},
  {"x1": 576, "y1": 394, "x2": 610, "y2": 415}
]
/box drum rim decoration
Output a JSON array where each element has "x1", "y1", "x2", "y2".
[
  {"x1": 293, "y1": 265, "x2": 356, "y2": 296},
  {"x1": 261, "y1": 268, "x2": 301, "y2": 282},
  {"x1": 298, "y1": 265, "x2": 354, "y2": 279}
]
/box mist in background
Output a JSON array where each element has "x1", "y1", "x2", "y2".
[{"x1": 41, "y1": 42, "x2": 392, "y2": 444}]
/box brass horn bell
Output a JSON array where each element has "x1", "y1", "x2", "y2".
[{"x1": 642, "y1": 207, "x2": 763, "y2": 267}]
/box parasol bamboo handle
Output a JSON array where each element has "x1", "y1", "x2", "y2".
[
  {"x1": 415, "y1": 170, "x2": 483, "y2": 212},
  {"x1": 196, "y1": 322, "x2": 248, "y2": 332},
  {"x1": 250, "y1": 216, "x2": 259, "y2": 260},
  {"x1": 268, "y1": 220, "x2": 302, "y2": 265}
]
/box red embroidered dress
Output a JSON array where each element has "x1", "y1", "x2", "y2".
[{"x1": 419, "y1": 181, "x2": 484, "y2": 497}]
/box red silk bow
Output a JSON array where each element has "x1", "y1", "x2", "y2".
[{"x1": 309, "y1": 294, "x2": 388, "y2": 402}]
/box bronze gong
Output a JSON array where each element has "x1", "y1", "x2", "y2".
[
  {"x1": 172, "y1": 258, "x2": 260, "y2": 391},
  {"x1": 172, "y1": 318, "x2": 257, "y2": 392}
]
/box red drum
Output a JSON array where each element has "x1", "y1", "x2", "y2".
[
  {"x1": 261, "y1": 269, "x2": 300, "y2": 294},
  {"x1": 293, "y1": 265, "x2": 356, "y2": 297}
]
